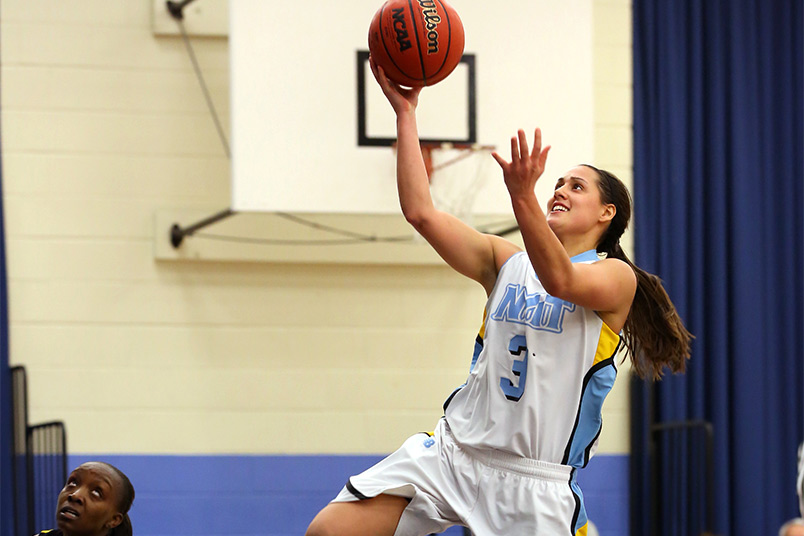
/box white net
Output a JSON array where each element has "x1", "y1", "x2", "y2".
[{"x1": 426, "y1": 143, "x2": 497, "y2": 226}]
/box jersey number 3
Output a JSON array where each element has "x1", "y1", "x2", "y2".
[{"x1": 500, "y1": 335, "x2": 528, "y2": 402}]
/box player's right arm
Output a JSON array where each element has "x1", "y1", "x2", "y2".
[{"x1": 370, "y1": 59, "x2": 519, "y2": 294}]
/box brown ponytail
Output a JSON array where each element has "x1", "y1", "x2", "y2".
[{"x1": 583, "y1": 165, "x2": 693, "y2": 380}]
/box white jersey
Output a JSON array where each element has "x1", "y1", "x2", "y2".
[{"x1": 444, "y1": 250, "x2": 621, "y2": 467}]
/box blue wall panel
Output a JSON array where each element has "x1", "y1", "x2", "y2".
[
  {"x1": 578, "y1": 455, "x2": 630, "y2": 536},
  {"x1": 64, "y1": 454, "x2": 628, "y2": 536}
]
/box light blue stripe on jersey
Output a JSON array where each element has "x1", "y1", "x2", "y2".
[
  {"x1": 570, "y1": 249, "x2": 600, "y2": 263},
  {"x1": 563, "y1": 359, "x2": 618, "y2": 468},
  {"x1": 530, "y1": 249, "x2": 600, "y2": 281}
]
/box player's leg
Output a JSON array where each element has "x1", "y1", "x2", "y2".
[{"x1": 305, "y1": 493, "x2": 409, "y2": 536}]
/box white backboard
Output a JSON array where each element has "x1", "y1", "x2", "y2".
[{"x1": 230, "y1": 0, "x2": 594, "y2": 215}]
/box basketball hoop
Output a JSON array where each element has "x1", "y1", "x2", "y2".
[
  {"x1": 425, "y1": 142, "x2": 497, "y2": 225},
  {"x1": 421, "y1": 142, "x2": 496, "y2": 181},
  {"x1": 392, "y1": 142, "x2": 496, "y2": 181},
  {"x1": 389, "y1": 142, "x2": 496, "y2": 224}
]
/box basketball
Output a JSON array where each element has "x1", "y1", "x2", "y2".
[{"x1": 368, "y1": 0, "x2": 465, "y2": 87}]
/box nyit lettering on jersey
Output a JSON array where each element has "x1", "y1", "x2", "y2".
[{"x1": 444, "y1": 249, "x2": 621, "y2": 467}]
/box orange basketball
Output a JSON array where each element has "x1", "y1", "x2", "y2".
[{"x1": 368, "y1": 0, "x2": 465, "y2": 87}]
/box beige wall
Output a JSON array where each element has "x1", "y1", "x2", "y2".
[
  {"x1": 592, "y1": 0, "x2": 635, "y2": 454},
  {"x1": 1, "y1": 0, "x2": 632, "y2": 455}
]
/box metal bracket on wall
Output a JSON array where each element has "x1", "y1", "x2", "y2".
[{"x1": 170, "y1": 208, "x2": 235, "y2": 248}]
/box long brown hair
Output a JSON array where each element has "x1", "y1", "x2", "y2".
[{"x1": 583, "y1": 164, "x2": 692, "y2": 380}]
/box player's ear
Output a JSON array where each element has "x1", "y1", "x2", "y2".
[
  {"x1": 105, "y1": 512, "x2": 123, "y2": 530},
  {"x1": 599, "y1": 203, "x2": 616, "y2": 223}
]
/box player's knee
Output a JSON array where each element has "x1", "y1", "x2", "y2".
[{"x1": 305, "y1": 511, "x2": 337, "y2": 536}]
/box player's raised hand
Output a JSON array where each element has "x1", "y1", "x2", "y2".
[
  {"x1": 492, "y1": 128, "x2": 551, "y2": 199},
  {"x1": 369, "y1": 56, "x2": 422, "y2": 116}
]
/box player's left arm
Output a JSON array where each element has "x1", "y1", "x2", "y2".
[{"x1": 552, "y1": 258, "x2": 637, "y2": 313}]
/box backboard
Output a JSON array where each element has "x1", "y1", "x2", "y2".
[{"x1": 230, "y1": 0, "x2": 595, "y2": 215}]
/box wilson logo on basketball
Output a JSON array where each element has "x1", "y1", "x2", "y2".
[
  {"x1": 391, "y1": 7, "x2": 412, "y2": 52},
  {"x1": 418, "y1": 0, "x2": 442, "y2": 54}
]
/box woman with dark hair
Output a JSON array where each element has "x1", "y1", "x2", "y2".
[
  {"x1": 37, "y1": 461, "x2": 135, "y2": 536},
  {"x1": 306, "y1": 60, "x2": 692, "y2": 536}
]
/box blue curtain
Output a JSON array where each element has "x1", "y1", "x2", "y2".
[{"x1": 632, "y1": 1, "x2": 804, "y2": 535}]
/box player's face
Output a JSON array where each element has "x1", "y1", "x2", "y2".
[
  {"x1": 545, "y1": 166, "x2": 612, "y2": 236},
  {"x1": 56, "y1": 463, "x2": 122, "y2": 536}
]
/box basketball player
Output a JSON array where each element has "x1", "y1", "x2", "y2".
[
  {"x1": 37, "y1": 461, "x2": 135, "y2": 536},
  {"x1": 306, "y1": 60, "x2": 692, "y2": 536}
]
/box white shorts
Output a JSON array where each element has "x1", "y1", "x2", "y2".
[{"x1": 332, "y1": 418, "x2": 590, "y2": 536}]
